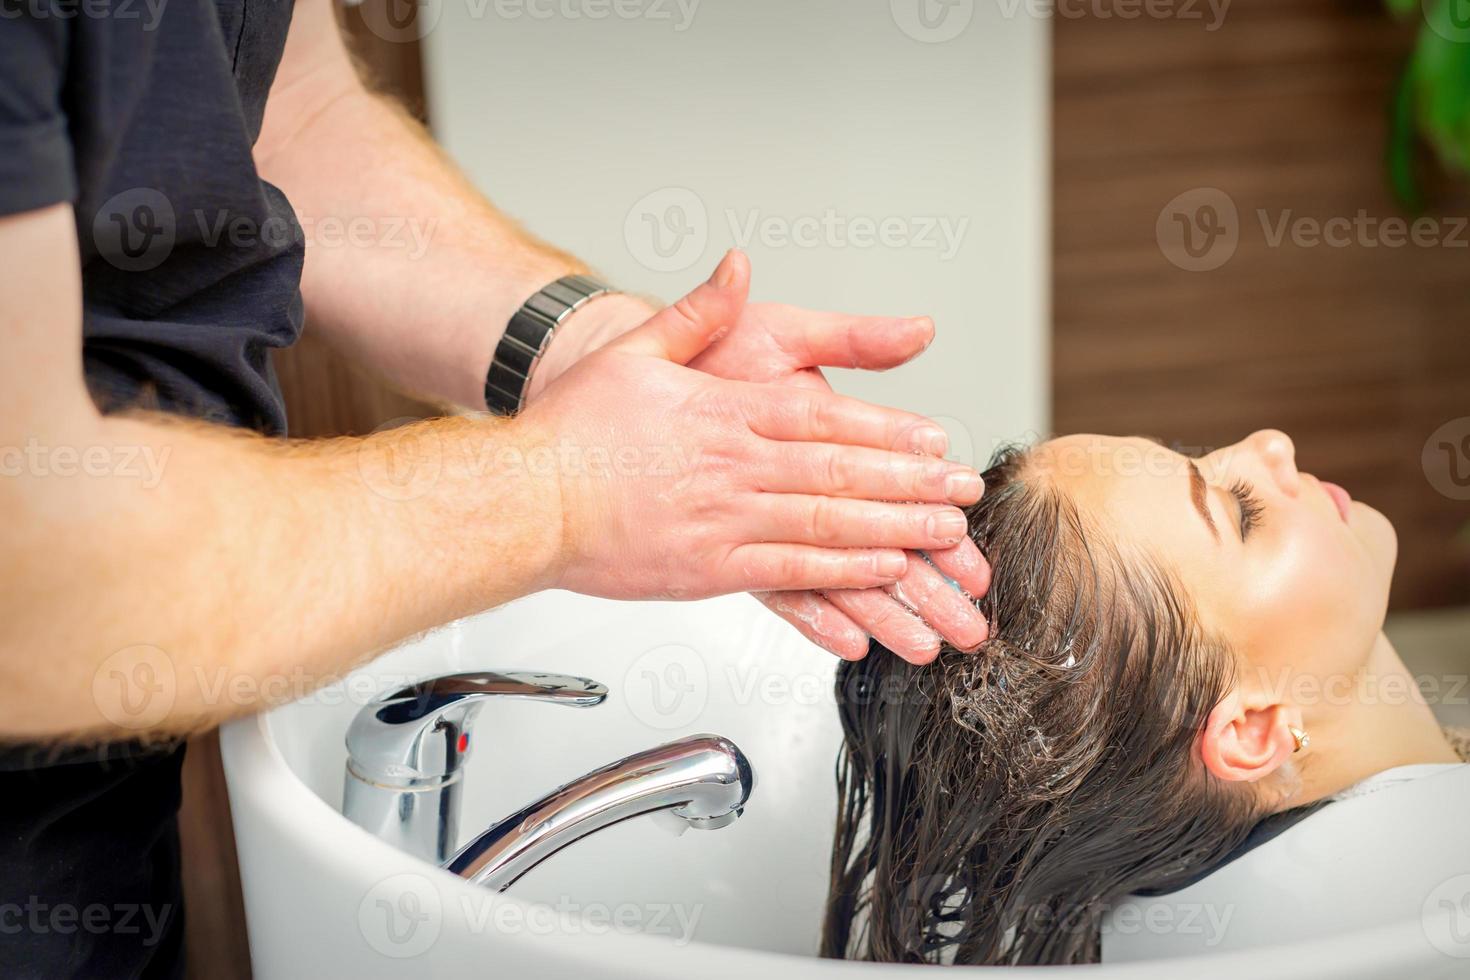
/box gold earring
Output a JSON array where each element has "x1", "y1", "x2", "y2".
[{"x1": 1289, "y1": 726, "x2": 1310, "y2": 753}]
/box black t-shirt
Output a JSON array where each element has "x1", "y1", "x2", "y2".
[
  {"x1": 1, "y1": 0, "x2": 303, "y2": 432},
  {"x1": 1, "y1": 1, "x2": 301, "y2": 976}
]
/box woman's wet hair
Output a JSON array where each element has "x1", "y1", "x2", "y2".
[{"x1": 821, "y1": 443, "x2": 1267, "y2": 966}]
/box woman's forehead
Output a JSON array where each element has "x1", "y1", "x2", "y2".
[{"x1": 1032, "y1": 435, "x2": 1178, "y2": 492}]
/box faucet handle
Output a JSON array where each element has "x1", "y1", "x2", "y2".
[{"x1": 346, "y1": 671, "x2": 608, "y2": 785}]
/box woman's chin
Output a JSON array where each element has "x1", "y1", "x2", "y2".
[{"x1": 1352, "y1": 501, "x2": 1398, "y2": 602}]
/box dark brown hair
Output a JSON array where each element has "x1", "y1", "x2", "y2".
[{"x1": 821, "y1": 444, "x2": 1265, "y2": 966}]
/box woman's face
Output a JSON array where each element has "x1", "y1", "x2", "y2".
[{"x1": 1035, "y1": 430, "x2": 1396, "y2": 684}]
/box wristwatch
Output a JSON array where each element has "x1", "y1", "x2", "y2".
[{"x1": 484, "y1": 274, "x2": 615, "y2": 415}]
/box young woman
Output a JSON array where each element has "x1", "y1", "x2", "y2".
[{"x1": 822, "y1": 430, "x2": 1466, "y2": 966}]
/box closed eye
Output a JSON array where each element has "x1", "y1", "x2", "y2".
[{"x1": 1228, "y1": 479, "x2": 1264, "y2": 541}]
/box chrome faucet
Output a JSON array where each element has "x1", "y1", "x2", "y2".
[
  {"x1": 343, "y1": 670, "x2": 754, "y2": 890},
  {"x1": 447, "y1": 731, "x2": 753, "y2": 891}
]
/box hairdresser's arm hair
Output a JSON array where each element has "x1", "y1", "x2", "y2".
[
  {"x1": 252, "y1": 0, "x2": 656, "y2": 410},
  {"x1": 0, "y1": 204, "x2": 563, "y2": 742}
]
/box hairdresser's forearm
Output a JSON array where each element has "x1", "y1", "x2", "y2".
[
  {"x1": 254, "y1": 4, "x2": 650, "y2": 408},
  {"x1": 0, "y1": 412, "x2": 560, "y2": 741}
]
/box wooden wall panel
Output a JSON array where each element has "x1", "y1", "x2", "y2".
[
  {"x1": 180, "y1": 731, "x2": 252, "y2": 980},
  {"x1": 1053, "y1": 0, "x2": 1470, "y2": 610}
]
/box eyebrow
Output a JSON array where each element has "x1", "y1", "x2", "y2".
[{"x1": 1188, "y1": 461, "x2": 1219, "y2": 541}]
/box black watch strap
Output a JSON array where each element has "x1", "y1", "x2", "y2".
[{"x1": 485, "y1": 274, "x2": 614, "y2": 415}]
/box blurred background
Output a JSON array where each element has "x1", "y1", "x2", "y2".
[{"x1": 188, "y1": 2, "x2": 1470, "y2": 974}]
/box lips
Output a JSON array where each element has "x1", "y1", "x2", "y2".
[{"x1": 1320, "y1": 481, "x2": 1352, "y2": 524}]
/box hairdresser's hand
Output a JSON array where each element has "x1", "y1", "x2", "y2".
[
  {"x1": 684, "y1": 292, "x2": 992, "y2": 664},
  {"x1": 519, "y1": 251, "x2": 985, "y2": 604}
]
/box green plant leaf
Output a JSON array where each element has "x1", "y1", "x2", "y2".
[
  {"x1": 1388, "y1": 55, "x2": 1427, "y2": 211},
  {"x1": 1413, "y1": 7, "x2": 1470, "y2": 172}
]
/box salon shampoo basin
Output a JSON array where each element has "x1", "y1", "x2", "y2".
[
  {"x1": 1106, "y1": 765, "x2": 1470, "y2": 964},
  {"x1": 221, "y1": 591, "x2": 1467, "y2": 978}
]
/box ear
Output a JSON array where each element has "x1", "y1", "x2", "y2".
[{"x1": 1199, "y1": 690, "x2": 1299, "y2": 783}]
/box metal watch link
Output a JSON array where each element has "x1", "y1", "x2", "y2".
[{"x1": 484, "y1": 274, "x2": 615, "y2": 415}]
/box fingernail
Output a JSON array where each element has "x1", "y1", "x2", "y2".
[
  {"x1": 972, "y1": 551, "x2": 992, "y2": 596},
  {"x1": 906, "y1": 631, "x2": 943, "y2": 665},
  {"x1": 928, "y1": 510, "x2": 968, "y2": 543},
  {"x1": 876, "y1": 552, "x2": 908, "y2": 578},
  {"x1": 713, "y1": 249, "x2": 740, "y2": 288},
  {"x1": 958, "y1": 613, "x2": 989, "y2": 652},
  {"x1": 945, "y1": 470, "x2": 983, "y2": 503},
  {"x1": 914, "y1": 626, "x2": 943, "y2": 655},
  {"x1": 913, "y1": 426, "x2": 949, "y2": 457},
  {"x1": 908, "y1": 317, "x2": 936, "y2": 350}
]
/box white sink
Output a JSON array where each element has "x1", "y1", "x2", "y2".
[{"x1": 221, "y1": 591, "x2": 1457, "y2": 978}]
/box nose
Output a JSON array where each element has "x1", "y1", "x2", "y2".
[{"x1": 1246, "y1": 429, "x2": 1300, "y2": 496}]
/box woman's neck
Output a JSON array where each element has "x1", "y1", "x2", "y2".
[{"x1": 1285, "y1": 632, "x2": 1460, "y2": 808}]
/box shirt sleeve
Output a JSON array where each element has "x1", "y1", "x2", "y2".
[{"x1": 0, "y1": 6, "x2": 76, "y2": 216}]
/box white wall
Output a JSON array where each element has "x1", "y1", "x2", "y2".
[{"x1": 421, "y1": 0, "x2": 1050, "y2": 464}]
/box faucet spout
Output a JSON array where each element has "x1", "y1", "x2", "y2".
[{"x1": 445, "y1": 734, "x2": 754, "y2": 891}]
